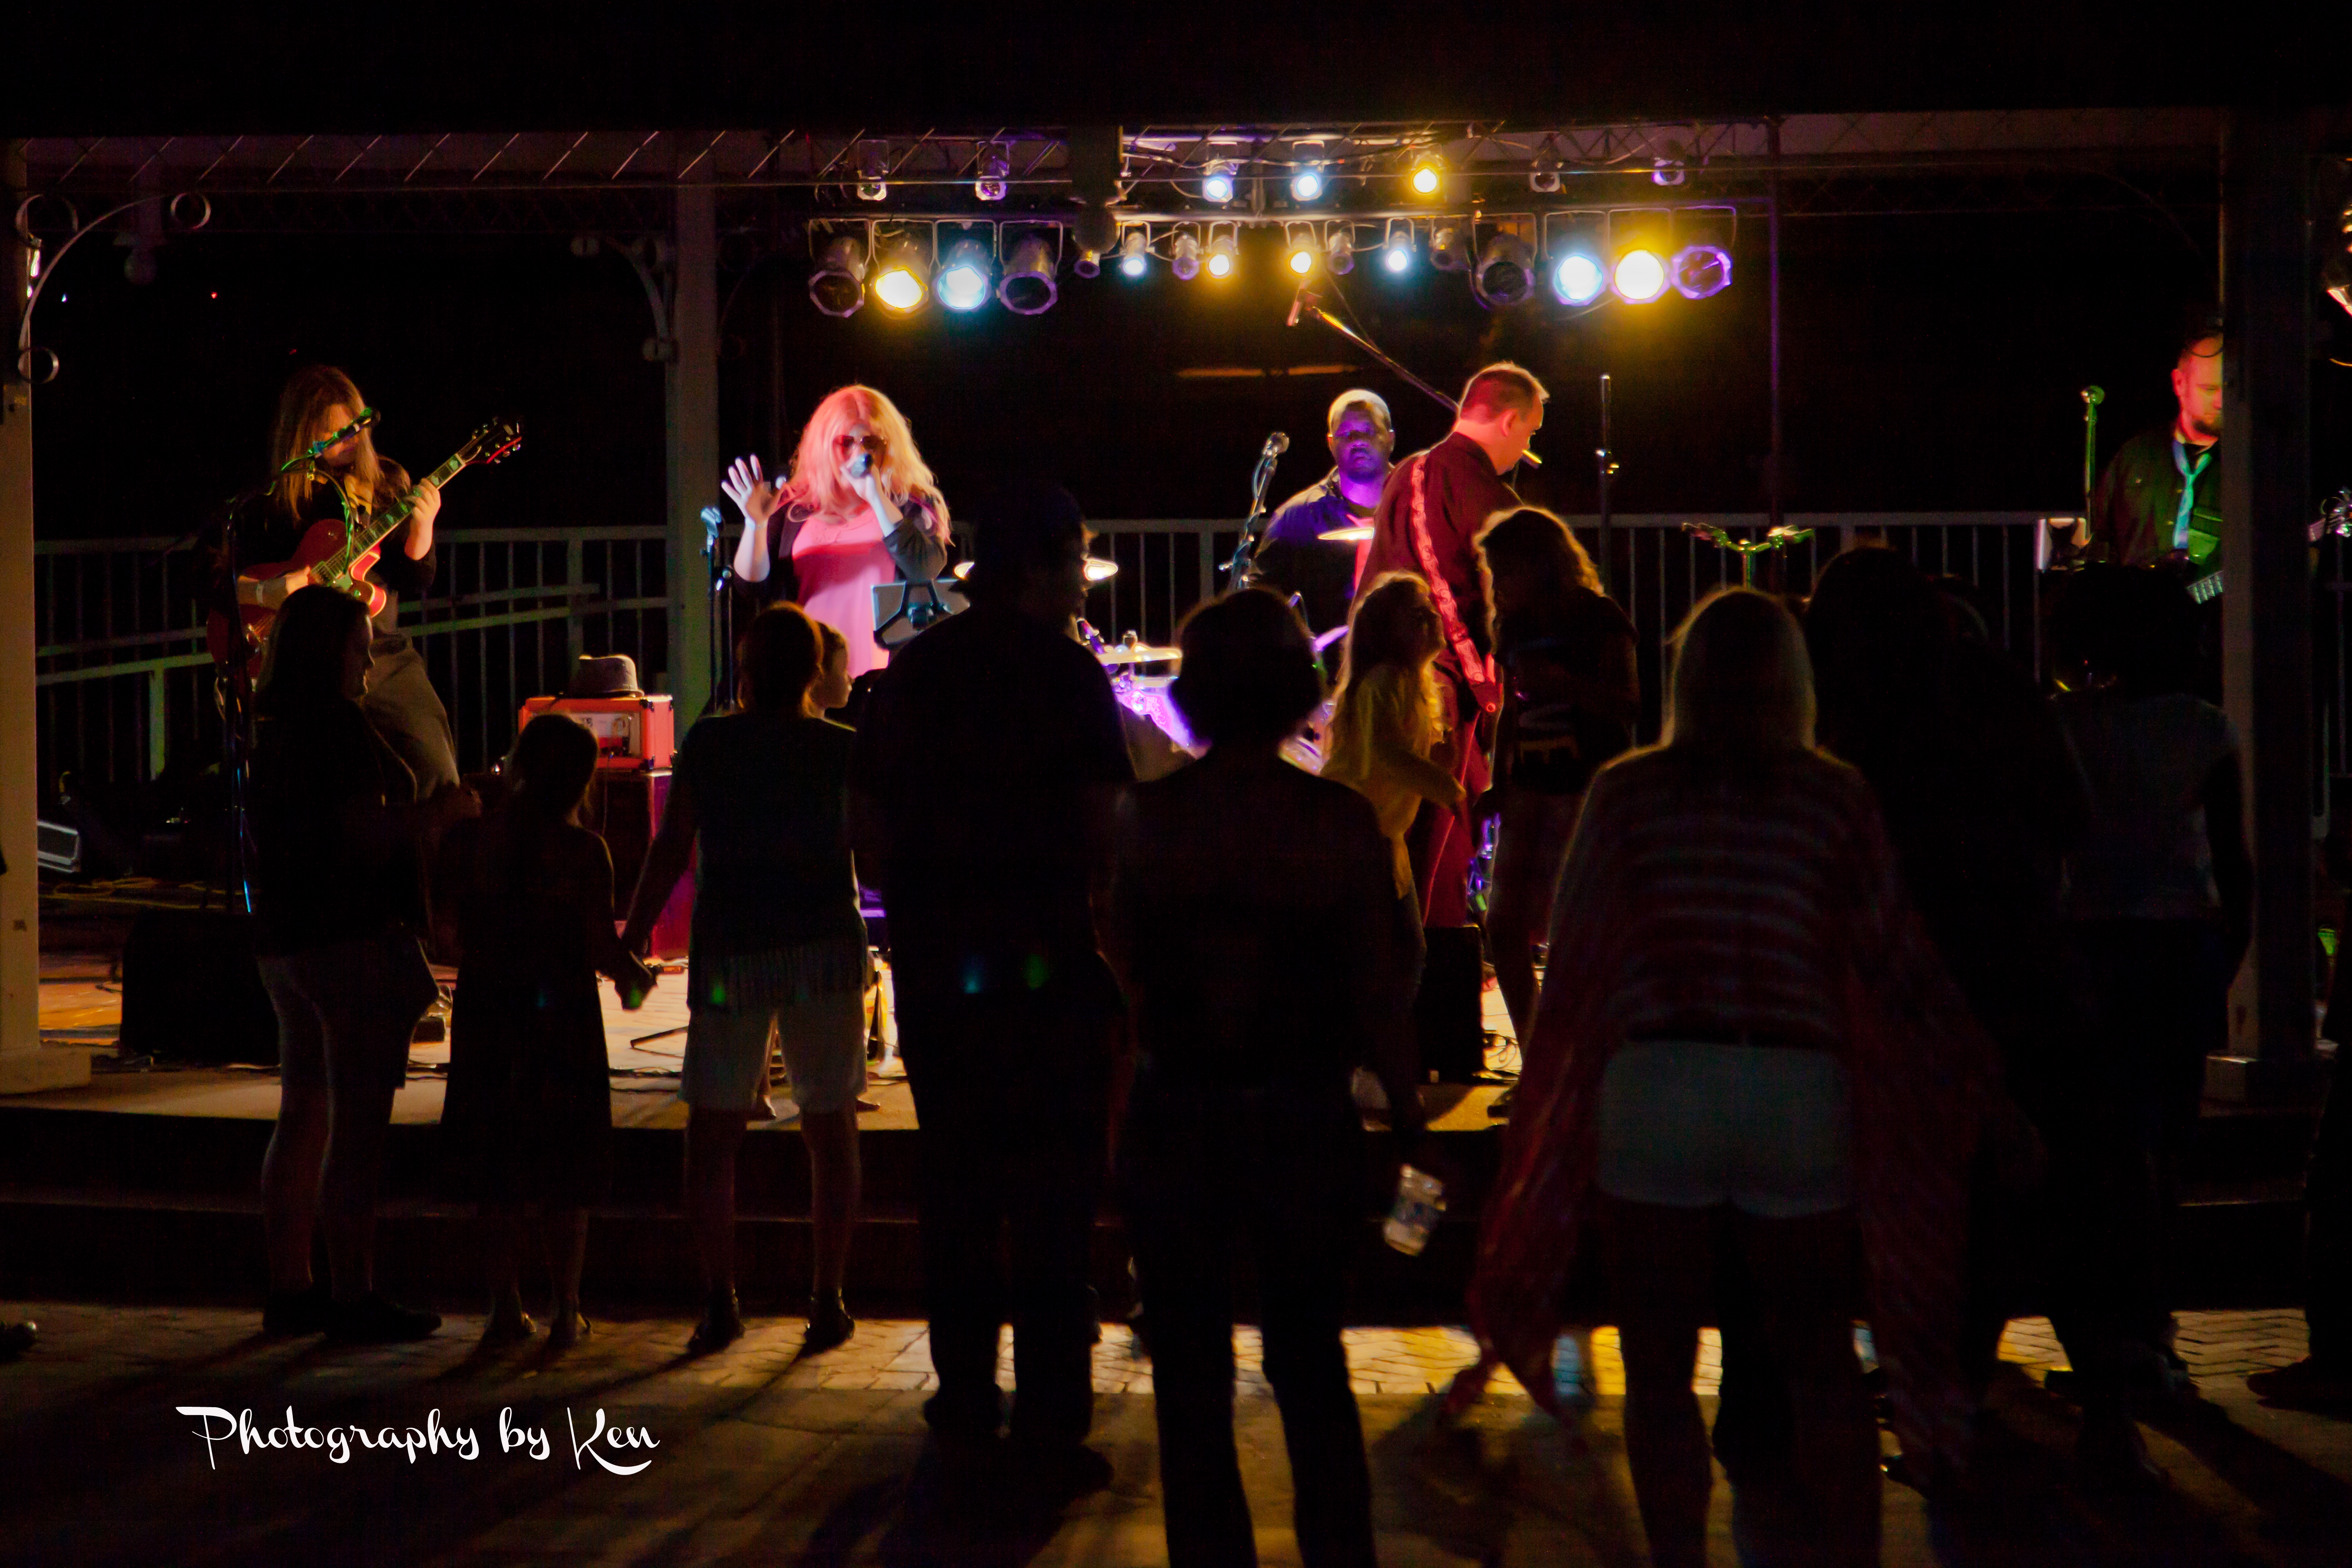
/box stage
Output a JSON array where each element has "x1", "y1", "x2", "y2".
[{"x1": 3, "y1": 900, "x2": 1513, "y2": 1318}]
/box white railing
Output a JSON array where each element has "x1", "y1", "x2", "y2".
[{"x1": 34, "y1": 513, "x2": 2063, "y2": 791}]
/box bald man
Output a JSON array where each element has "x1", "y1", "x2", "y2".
[
  {"x1": 1251, "y1": 389, "x2": 1396, "y2": 636},
  {"x1": 2088, "y1": 325, "x2": 2223, "y2": 569}
]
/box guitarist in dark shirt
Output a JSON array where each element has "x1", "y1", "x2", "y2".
[
  {"x1": 232, "y1": 365, "x2": 459, "y2": 795},
  {"x1": 2086, "y1": 325, "x2": 2222, "y2": 571}
]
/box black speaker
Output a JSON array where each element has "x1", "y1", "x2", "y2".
[
  {"x1": 119, "y1": 910, "x2": 279, "y2": 1065},
  {"x1": 1414, "y1": 923, "x2": 1486, "y2": 1084}
]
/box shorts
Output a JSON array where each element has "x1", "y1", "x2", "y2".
[
  {"x1": 682, "y1": 940, "x2": 870, "y2": 1117},
  {"x1": 1595, "y1": 1039, "x2": 1853, "y2": 1218},
  {"x1": 258, "y1": 932, "x2": 439, "y2": 1100}
]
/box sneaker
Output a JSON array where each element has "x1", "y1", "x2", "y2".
[
  {"x1": 547, "y1": 1308, "x2": 590, "y2": 1351},
  {"x1": 2246, "y1": 1357, "x2": 2352, "y2": 1411},
  {"x1": 802, "y1": 1295, "x2": 854, "y2": 1355},
  {"x1": 326, "y1": 1293, "x2": 442, "y2": 1344},
  {"x1": 1009, "y1": 1439, "x2": 1114, "y2": 1506},
  {"x1": 262, "y1": 1281, "x2": 332, "y2": 1337},
  {"x1": 687, "y1": 1291, "x2": 744, "y2": 1357}
]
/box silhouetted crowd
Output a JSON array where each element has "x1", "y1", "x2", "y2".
[{"x1": 229, "y1": 448, "x2": 2352, "y2": 1568}]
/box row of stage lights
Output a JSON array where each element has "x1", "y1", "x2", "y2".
[
  {"x1": 810, "y1": 208, "x2": 1734, "y2": 319},
  {"x1": 885, "y1": 148, "x2": 1646, "y2": 209}
]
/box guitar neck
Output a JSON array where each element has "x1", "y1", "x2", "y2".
[{"x1": 319, "y1": 451, "x2": 468, "y2": 577}]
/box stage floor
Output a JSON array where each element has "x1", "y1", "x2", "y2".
[{"x1": 26, "y1": 948, "x2": 1515, "y2": 1134}]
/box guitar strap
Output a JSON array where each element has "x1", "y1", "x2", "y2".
[{"x1": 1406, "y1": 454, "x2": 1501, "y2": 715}]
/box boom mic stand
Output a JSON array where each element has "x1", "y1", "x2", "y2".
[{"x1": 1285, "y1": 282, "x2": 1543, "y2": 469}]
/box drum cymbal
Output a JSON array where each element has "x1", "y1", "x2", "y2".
[
  {"x1": 1318, "y1": 524, "x2": 1374, "y2": 543},
  {"x1": 1096, "y1": 644, "x2": 1181, "y2": 666}
]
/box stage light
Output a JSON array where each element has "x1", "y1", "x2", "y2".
[
  {"x1": 936, "y1": 238, "x2": 994, "y2": 312},
  {"x1": 1671, "y1": 242, "x2": 1733, "y2": 299},
  {"x1": 975, "y1": 146, "x2": 1010, "y2": 203},
  {"x1": 1669, "y1": 211, "x2": 1735, "y2": 299},
  {"x1": 856, "y1": 147, "x2": 889, "y2": 203},
  {"x1": 1206, "y1": 232, "x2": 1237, "y2": 280},
  {"x1": 1544, "y1": 211, "x2": 1609, "y2": 306},
  {"x1": 1530, "y1": 163, "x2": 1562, "y2": 194},
  {"x1": 872, "y1": 236, "x2": 930, "y2": 313},
  {"x1": 1291, "y1": 166, "x2": 1326, "y2": 203},
  {"x1": 1118, "y1": 230, "x2": 1148, "y2": 278},
  {"x1": 997, "y1": 233, "x2": 1058, "y2": 315},
  {"x1": 1551, "y1": 253, "x2": 1605, "y2": 305},
  {"x1": 1286, "y1": 225, "x2": 1319, "y2": 276},
  {"x1": 1171, "y1": 227, "x2": 1202, "y2": 281},
  {"x1": 1408, "y1": 155, "x2": 1444, "y2": 198},
  {"x1": 1326, "y1": 228, "x2": 1354, "y2": 276},
  {"x1": 1612, "y1": 248, "x2": 1669, "y2": 303},
  {"x1": 1471, "y1": 232, "x2": 1537, "y2": 309},
  {"x1": 1074, "y1": 249, "x2": 1102, "y2": 280},
  {"x1": 1382, "y1": 222, "x2": 1414, "y2": 273},
  {"x1": 1202, "y1": 161, "x2": 1237, "y2": 204},
  {"x1": 1429, "y1": 224, "x2": 1469, "y2": 272},
  {"x1": 808, "y1": 233, "x2": 868, "y2": 317}
]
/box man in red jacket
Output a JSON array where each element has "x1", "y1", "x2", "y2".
[{"x1": 1361, "y1": 363, "x2": 1546, "y2": 927}]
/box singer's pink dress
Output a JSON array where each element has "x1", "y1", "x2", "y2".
[{"x1": 791, "y1": 508, "x2": 897, "y2": 679}]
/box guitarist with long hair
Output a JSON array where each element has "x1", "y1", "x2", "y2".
[{"x1": 232, "y1": 365, "x2": 460, "y2": 796}]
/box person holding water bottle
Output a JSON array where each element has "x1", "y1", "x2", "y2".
[{"x1": 1109, "y1": 589, "x2": 1429, "y2": 1568}]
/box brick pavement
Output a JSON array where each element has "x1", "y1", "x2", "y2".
[{"x1": 2, "y1": 1299, "x2": 2346, "y2": 1566}]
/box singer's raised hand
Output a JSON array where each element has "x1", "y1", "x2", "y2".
[{"x1": 723, "y1": 455, "x2": 782, "y2": 526}]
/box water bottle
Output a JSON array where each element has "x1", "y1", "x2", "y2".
[{"x1": 1382, "y1": 1165, "x2": 1446, "y2": 1256}]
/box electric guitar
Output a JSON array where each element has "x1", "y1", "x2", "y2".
[
  {"x1": 207, "y1": 417, "x2": 523, "y2": 673},
  {"x1": 2185, "y1": 489, "x2": 2352, "y2": 605}
]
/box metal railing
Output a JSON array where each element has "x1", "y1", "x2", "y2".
[
  {"x1": 34, "y1": 528, "x2": 673, "y2": 792},
  {"x1": 33, "y1": 513, "x2": 2059, "y2": 792}
]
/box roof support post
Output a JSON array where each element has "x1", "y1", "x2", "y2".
[
  {"x1": 2212, "y1": 105, "x2": 2319, "y2": 1102},
  {"x1": 665, "y1": 183, "x2": 718, "y2": 722},
  {"x1": 0, "y1": 140, "x2": 89, "y2": 1091}
]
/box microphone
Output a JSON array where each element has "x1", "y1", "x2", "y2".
[
  {"x1": 1287, "y1": 286, "x2": 1320, "y2": 327},
  {"x1": 305, "y1": 407, "x2": 377, "y2": 459},
  {"x1": 1263, "y1": 431, "x2": 1290, "y2": 458}
]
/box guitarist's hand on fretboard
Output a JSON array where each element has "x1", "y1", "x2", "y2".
[{"x1": 397, "y1": 479, "x2": 441, "y2": 558}]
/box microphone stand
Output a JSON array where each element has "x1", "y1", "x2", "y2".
[
  {"x1": 700, "y1": 505, "x2": 735, "y2": 716},
  {"x1": 1225, "y1": 437, "x2": 1288, "y2": 588},
  {"x1": 1596, "y1": 373, "x2": 1617, "y2": 594}
]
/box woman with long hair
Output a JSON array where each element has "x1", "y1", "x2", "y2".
[
  {"x1": 435, "y1": 714, "x2": 654, "y2": 1348},
  {"x1": 1321, "y1": 573, "x2": 1467, "y2": 915},
  {"x1": 1472, "y1": 506, "x2": 1638, "y2": 1047},
  {"x1": 251, "y1": 585, "x2": 477, "y2": 1342},
  {"x1": 721, "y1": 385, "x2": 953, "y2": 681},
  {"x1": 242, "y1": 364, "x2": 460, "y2": 796},
  {"x1": 1469, "y1": 588, "x2": 2000, "y2": 1568}
]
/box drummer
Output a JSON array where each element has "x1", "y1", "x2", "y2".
[{"x1": 1251, "y1": 389, "x2": 1395, "y2": 638}]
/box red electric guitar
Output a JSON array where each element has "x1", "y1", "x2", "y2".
[{"x1": 208, "y1": 417, "x2": 523, "y2": 673}]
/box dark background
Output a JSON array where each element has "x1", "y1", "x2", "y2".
[{"x1": 31, "y1": 197, "x2": 2348, "y2": 541}]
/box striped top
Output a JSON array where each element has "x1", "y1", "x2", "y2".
[
  {"x1": 1469, "y1": 739, "x2": 2001, "y2": 1476},
  {"x1": 1559, "y1": 745, "x2": 1909, "y2": 1053}
]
